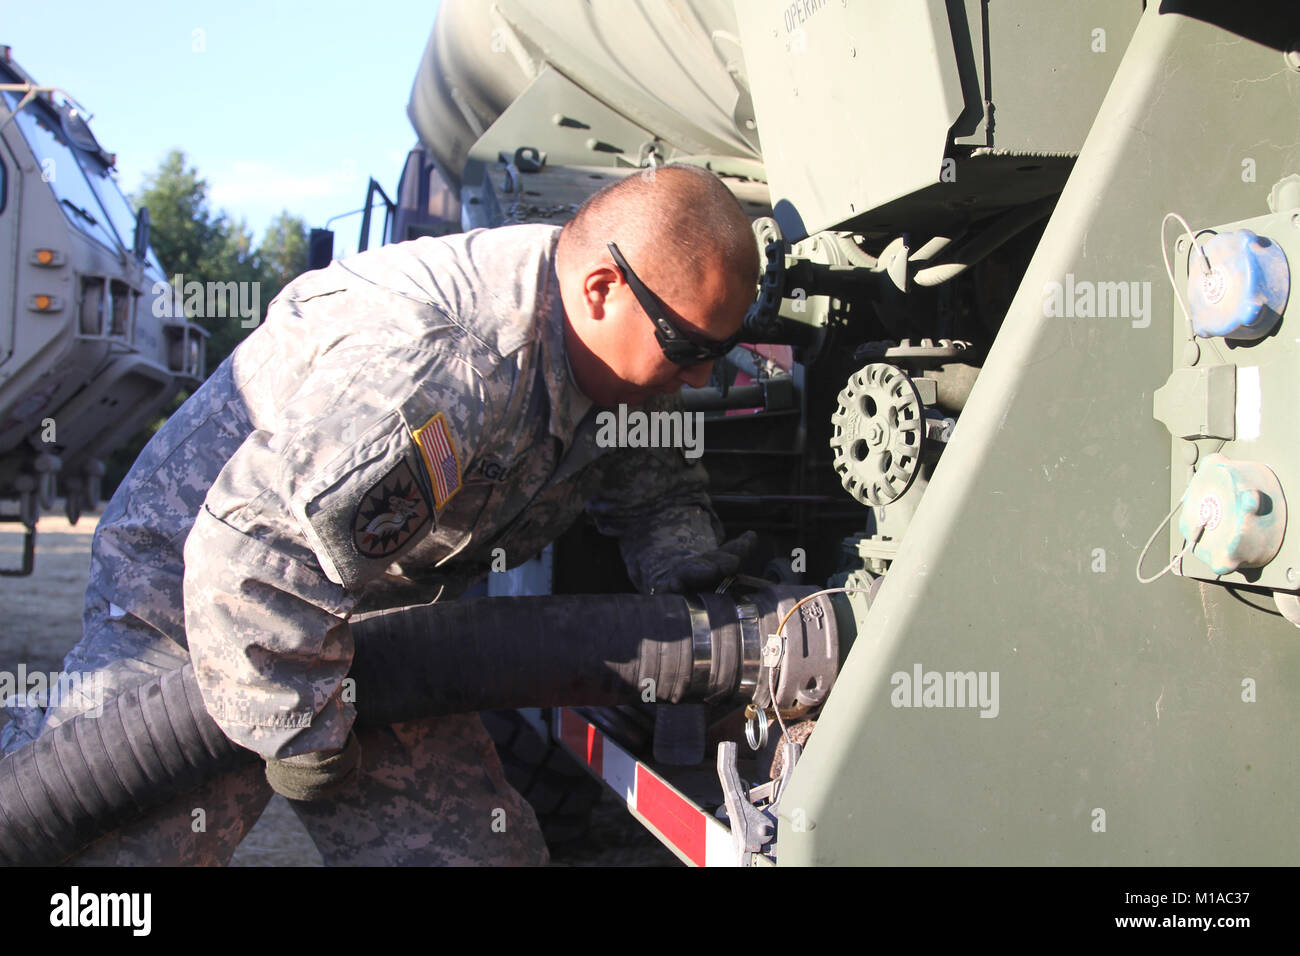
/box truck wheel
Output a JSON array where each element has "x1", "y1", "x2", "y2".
[{"x1": 480, "y1": 708, "x2": 602, "y2": 847}]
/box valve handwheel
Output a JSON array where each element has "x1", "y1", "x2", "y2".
[{"x1": 830, "y1": 362, "x2": 925, "y2": 507}]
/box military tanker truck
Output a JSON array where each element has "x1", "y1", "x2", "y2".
[
  {"x1": 0, "y1": 46, "x2": 207, "y2": 573},
  {"x1": 382, "y1": 0, "x2": 1300, "y2": 866},
  {"x1": 3, "y1": 0, "x2": 1291, "y2": 870}
]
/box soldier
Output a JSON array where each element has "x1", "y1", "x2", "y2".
[{"x1": 0, "y1": 164, "x2": 760, "y2": 865}]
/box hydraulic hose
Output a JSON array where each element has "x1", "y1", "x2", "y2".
[{"x1": 0, "y1": 587, "x2": 840, "y2": 866}]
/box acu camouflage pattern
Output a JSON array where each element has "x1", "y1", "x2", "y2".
[
  {"x1": 14, "y1": 594, "x2": 546, "y2": 865},
  {"x1": 1, "y1": 223, "x2": 721, "y2": 864}
]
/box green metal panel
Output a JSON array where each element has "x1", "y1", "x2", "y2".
[
  {"x1": 779, "y1": 5, "x2": 1300, "y2": 865},
  {"x1": 1159, "y1": 207, "x2": 1299, "y2": 591},
  {"x1": 735, "y1": 0, "x2": 966, "y2": 238},
  {"x1": 734, "y1": 0, "x2": 1141, "y2": 239},
  {"x1": 951, "y1": 0, "x2": 1143, "y2": 151}
]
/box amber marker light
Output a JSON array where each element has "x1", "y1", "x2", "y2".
[{"x1": 30, "y1": 248, "x2": 65, "y2": 267}]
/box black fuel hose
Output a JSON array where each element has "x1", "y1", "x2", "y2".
[{"x1": 0, "y1": 588, "x2": 828, "y2": 866}]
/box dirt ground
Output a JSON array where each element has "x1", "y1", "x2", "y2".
[
  {"x1": 0, "y1": 509, "x2": 677, "y2": 867},
  {"x1": 0, "y1": 512, "x2": 336, "y2": 865}
]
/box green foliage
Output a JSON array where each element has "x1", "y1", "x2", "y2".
[
  {"x1": 105, "y1": 150, "x2": 312, "y2": 494},
  {"x1": 261, "y1": 210, "x2": 311, "y2": 290},
  {"x1": 133, "y1": 150, "x2": 309, "y2": 370}
]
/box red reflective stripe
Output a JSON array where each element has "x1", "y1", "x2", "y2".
[
  {"x1": 586, "y1": 722, "x2": 603, "y2": 775},
  {"x1": 559, "y1": 708, "x2": 603, "y2": 775},
  {"x1": 635, "y1": 765, "x2": 706, "y2": 867}
]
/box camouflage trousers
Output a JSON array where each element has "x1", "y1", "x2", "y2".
[{"x1": 0, "y1": 590, "x2": 550, "y2": 867}]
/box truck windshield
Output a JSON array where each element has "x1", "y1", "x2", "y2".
[
  {"x1": 81, "y1": 156, "x2": 143, "y2": 258},
  {"x1": 1, "y1": 88, "x2": 121, "y2": 253}
]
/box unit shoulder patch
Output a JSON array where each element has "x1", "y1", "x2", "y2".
[
  {"x1": 353, "y1": 458, "x2": 433, "y2": 558},
  {"x1": 412, "y1": 411, "x2": 462, "y2": 510}
]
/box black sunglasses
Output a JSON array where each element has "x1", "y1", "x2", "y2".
[{"x1": 606, "y1": 241, "x2": 741, "y2": 366}]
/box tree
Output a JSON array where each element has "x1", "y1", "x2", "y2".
[
  {"x1": 105, "y1": 152, "x2": 312, "y2": 493},
  {"x1": 132, "y1": 149, "x2": 216, "y2": 280},
  {"x1": 131, "y1": 151, "x2": 309, "y2": 369},
  {"x1": 133, "y1": 149, "x2": 260, "y2": 369},
  {"x1": 260, "y1": 211, "x2": 310, "y2": 291}
]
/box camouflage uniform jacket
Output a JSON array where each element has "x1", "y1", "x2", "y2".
[{"x1": 89, "y1": 224, "x2": 721, "y2": 760}]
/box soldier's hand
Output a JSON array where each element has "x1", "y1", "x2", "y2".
[
  {"x1": 264, "y1": 731, "x2": 362, "y2": 802},
  {"x1": 648, "y1": 530, "x2": 758, "y2": 594}
]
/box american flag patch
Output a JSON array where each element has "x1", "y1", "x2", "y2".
[{"x1": 412, "y1": 412, "x2": 462, "y2": 510}]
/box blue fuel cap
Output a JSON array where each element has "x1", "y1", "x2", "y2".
[
  {"x1": 1186, "y1": 229, "x2": 1289, "y2": 340},
  {"x1": 1178, "y1": 454, "x2": 1287, "y2": 576}
]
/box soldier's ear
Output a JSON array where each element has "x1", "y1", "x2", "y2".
[{"x1": 582, "y1": 264, "x2": 620, "y2": 322}]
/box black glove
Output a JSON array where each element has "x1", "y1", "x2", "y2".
[
  {"x1": 264, "y1": 731, "x2": 362, "y2": 802},
  {"x1": 648, "y1": 530, "x2": 758, "y2": 594}
]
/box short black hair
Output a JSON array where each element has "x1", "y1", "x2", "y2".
[{"x1": 558, "y1": 164, "x2": 759, "y2": 302}]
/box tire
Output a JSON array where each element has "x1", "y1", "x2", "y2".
[{"x1": 480, "y1": 708, "x2": 603, "y2": 847}]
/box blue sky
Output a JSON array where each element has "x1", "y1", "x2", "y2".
[{"x1": 2, "y1": 0, "x2": 442, "y2": 255}]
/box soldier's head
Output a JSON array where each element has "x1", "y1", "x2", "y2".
[{"x1": 556, "y1": 164, "x2": 759, "y2": 406}]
